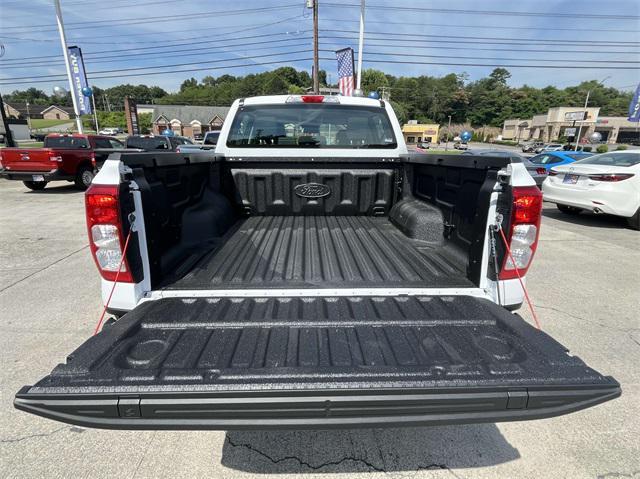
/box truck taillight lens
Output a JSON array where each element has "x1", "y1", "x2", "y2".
[
  {"x1": 48, "y1": 150, "x2": 63, "y2": 162},
  {"x1": 536, "y1": 168, "x2": 547, "y2": 175},
  {"x1": 85, "y1": 184, "x2": 133, "y2": 282},
  {"x1": 499, "y1": 186, "x2": 542, "y2": 280}
]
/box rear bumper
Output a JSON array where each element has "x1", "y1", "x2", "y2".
[
  {"x1": 543, "y1": 180, "x2": 638, "y2": 217},
  {"x1": 15, "y1": 383, "x2": 620, "y2": 430},
  {"x1": 0, "y1": 168, "x2": 74, "y2": 182}
]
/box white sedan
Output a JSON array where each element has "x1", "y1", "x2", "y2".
[{"x1": 542, "y1": 151, "x2": 640, "y2": 230}]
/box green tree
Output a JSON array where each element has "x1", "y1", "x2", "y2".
[{"x1": 361, "y1": 69, "x2": 389, "y2": 95}]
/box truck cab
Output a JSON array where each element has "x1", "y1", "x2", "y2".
[{"x1": 15, "y1": 95, "x2": 619, "y2": 430}]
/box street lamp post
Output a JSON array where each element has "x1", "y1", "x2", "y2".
[
  {"x1": 445, "y1": 115, "x2": 452, "y2": 151},
  {"x1": 356, "y1": 0, "x2": 365, "y2": 90},
  {"x1": 574, "y1": 76, "x2": 610, "y2": 151}
]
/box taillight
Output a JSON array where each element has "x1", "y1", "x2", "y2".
[
  {"x1": 48, "y1": 150, "x2": 63, "y2": 163},
  {"x1": 0, "y1": 150, "x2": 4, "y2": 168},
  {"x1": 85, "y1": 184, "x2": 133, "y2": 283},
  {"x1": 536, "y1": 168, "x2": 547, "y2": 175},
  {"x1": 588, "y1": 173, "x2": 634, "y2": 182},
  {"x1": 499, "y1": 186, "x2": 543, "y2": 280},
  {"x1": 90, "y1": 152, "x2": 97, "y2": 168}
]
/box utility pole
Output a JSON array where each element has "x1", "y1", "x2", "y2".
[
  {"x1": 445, "y1": 115, "x2": 452, "y2": 151},
  {"x1": 312, "y1": 0, "x2": 319, "y2": 94},
  {"x1": 356, "y1": 0, "x2": 365, "y2": 90},
  {"x1": 91, "y1": 93, "x2": 99, "y2": 132},
  {"x1": 0, "y1": 92, "x2": 16, "y2": 147},
  {"x1": 26, "y1": 101, "x2": 32, "y2": 129},
  {"x1": 54, "y1": 0, "x2": 83, "y2": 133}
]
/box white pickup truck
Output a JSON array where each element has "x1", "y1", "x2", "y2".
[{"x1": 15, "y1": 95, "x2": 619, "y2": 429}]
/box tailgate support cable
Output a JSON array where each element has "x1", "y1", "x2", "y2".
[
  {"x1": 492, "y1": 220, "x2": 541, "y2": 330},
  {"x1": 93, "y1": 214, "x2": 135, "y2": 336}
]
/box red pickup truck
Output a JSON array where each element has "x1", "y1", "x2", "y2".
[{"x1": 0, "y1": 133, "x2": 123, "y2": 190}]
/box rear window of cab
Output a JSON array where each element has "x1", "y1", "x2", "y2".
[{"x1": 226, "y1": 104, "x2": 397, "y2": 149}]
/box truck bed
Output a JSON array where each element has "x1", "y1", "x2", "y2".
[{"x1": 166, "y1": 215, "x2": 472, "y2": 290}]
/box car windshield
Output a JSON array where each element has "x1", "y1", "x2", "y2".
[
  {"x1": 44, "y1": 136, "x2": 89, "y2": 149},
  {"x1": 126, "y1": 137, "x2": 168, "y2": 150},
  {"x1": 574, "y1": 152, "x2": 640, "y2": 167},
  {"x1": 226, "y1": 104, "x2": 397, "y2": 149}
]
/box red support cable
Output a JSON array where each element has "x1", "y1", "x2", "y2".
[
  {"x1": 93, "y1": 229, "x2": 133, "y2": 336},
  {"x1": 498, "y1": 226, "x2": 542, "y2": 330}
]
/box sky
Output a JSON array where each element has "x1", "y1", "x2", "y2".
[{"x1": 0, "y1": 0, "x2": 639, "y2": 94}]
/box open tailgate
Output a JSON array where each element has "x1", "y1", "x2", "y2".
[{"x1": 15, "y1": 296, "x2": 620, "y2": 430}]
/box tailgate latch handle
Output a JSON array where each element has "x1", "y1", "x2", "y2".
[
  {"x1": 506, "y1": 390, "x2": 529, "y2": 410},
  {"x1": 117, "y1": 397, "x2": 142, "y2": 418}
]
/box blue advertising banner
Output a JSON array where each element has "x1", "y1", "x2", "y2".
[
  {"x1": 67, "y1": 46, "x2": 92, "y2": 115},
  {"x1": 628, "y1": 83, "x2": 640, "y2": 122}
]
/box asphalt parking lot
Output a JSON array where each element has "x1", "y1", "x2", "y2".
[{"x1": 1, "y1": 179, "x2": 638, "y2": 479}]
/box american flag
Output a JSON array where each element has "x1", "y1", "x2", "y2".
[{"x1": 336, "y1": 48, "x2": 355, "y2": 96}]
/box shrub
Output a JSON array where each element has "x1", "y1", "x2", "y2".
[
  {"x1": 582, "y1": 146, "x2": 592, "y2": 152},
  {"x1": 596, "y1": 145, "x2": 609, "y2": 154},
  {"x1": 616, "y1": 145, "x2": 628, "y2": 151}
]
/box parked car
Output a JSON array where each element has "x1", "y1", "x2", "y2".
[
  {"x1": 98, "y1": 127, "x2": 123, "y2": 135},
  {"x1": 124, "y1": 134, "x2": 194, "y2": 151},
  {"x1": 175, "y1": 130, "x2": 221, "y2": 153},
  {"x1": 0, "y1": 133, "x2": 124, "y2": 190},
  {"x1": 522, "y1": 141, "x2": 544, "y2": 153},
  {"x1": 453, "y1": 141, "x2": 468, "y2": 150},
  {"x1": 203, "y1": 130, "x2": 220, "y2": 146},
  {"x1": 529, "y1": 151, "x2": 593, "y2": 172},
  {"x1": 30, "y1": 132, "x2": 47, "y2": 142},
  {"x1": 463, "y1": 149, "x2": 548, "y2": 187},
  {"x1": 535, "y1": 143, "x2": 564, "y2": 154},
  {"x1": 543, "y1": 151, "x2": 640, "y2": 230},
  {"x1": 15, "y1": 94, "x2": 619, "y2": 430}
]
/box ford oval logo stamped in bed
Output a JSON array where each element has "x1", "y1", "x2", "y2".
[{"x1": 294, "y1": 183, "x2": 331, "y2": 199}]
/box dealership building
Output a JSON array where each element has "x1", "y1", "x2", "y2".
[
  {"x1": 401, "y1": 121, "x2": 440, "y2": 145},
  {"x1": 502, "y1": 107, "x2": 639, "y2": 144}
]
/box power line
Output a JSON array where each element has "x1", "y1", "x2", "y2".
[
  {"x1": 0, "y1": 4, "x2": 301, "y2": 32},
  {"x1": 323, "y1": 2, "x2": 640, "y2": 20},
  {"x1": 0, "y1": 31, "x2": 312, "y2": 63},
  {"x1": 323, "y1": 29, "x2": 640, "y2": 47},
  {"x1": 0, "y1": 41, "x2": 315, "y2": 70},
  {"x1": 0, "y1": 58, "x2": 315, "y2": 86},
  {"x1": 0, "y1": 35, "x2": 313, "y2": 67},
  {"x1": 327, "y1": 37, "x2": 640, "y2": 56},
  {"x1": 1, "y1": 49, "x2": 314, "y2": 81},
  {"x1": 320, "y1": 17, "x2": 640, "y2": 34},
  {"x1": 319, "y1": 56, "x2": 640, "y2": 70},
  {"x1": 7, "y1": 40, "x2": 639, "y2": 72},
  {"x1": 4, "y1": 27, "x2": 636, "y2": 67}
]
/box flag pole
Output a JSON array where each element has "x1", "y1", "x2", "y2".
[
  {"x1": 356, "y1": 0, "x2": 365, "y2": 90},
  {"x1": 54, "y1": 0, "x2": 83, "y2": 133}
]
